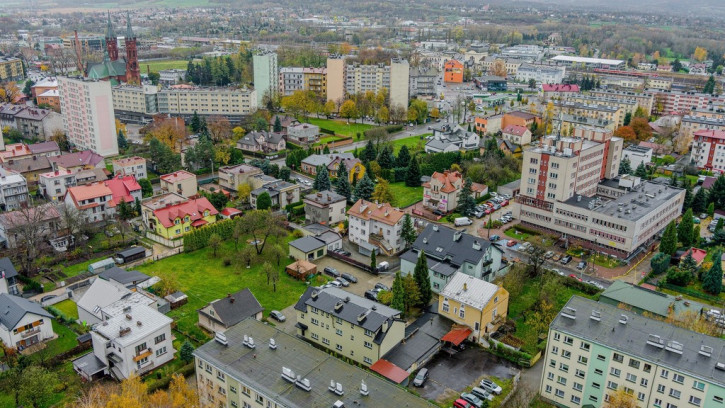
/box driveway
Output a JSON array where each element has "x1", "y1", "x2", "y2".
[{"x1": 416, "y1": 346, "x2": 518, "y2": 402}]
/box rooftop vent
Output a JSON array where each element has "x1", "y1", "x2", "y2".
[
  {"x1": 358, "y1": 310, "x2": 370, "y2": 323},
  {"x1": 590, "y1": 310, "x2": 601, "y2": 322},
  {"x1": 647, "y1": 334, "x2": 664, "y2": 349},
  {"x1": 269, "y1": 338, "x2": 277, "y2": 350},
  {"x1": 619, "y1": 315, "x2": 629, "y2": 325},
  {"x1": 423, "y1": 238, "x2": 428, "y2": 244},
  {"x1": 282, "y1": 367, "x2": 296, "y2": 383},
  {"x1": 472, "y1": 241, "x2": 481, "y2": 251},
  {"x1": 562, "y1": 307, "x2": 577, "y2": 320},
  {"x1": 334, "y1": 301, "x2": 344, "y2": 312},
  {"x1": 243, "y1": 335, "x2": 256, "y2": 349},
  {"x1": 699, "y1": 345, "x2": 713, "y2": 358},
  {"x1": 311, "y1": 291, "x2": 318, "y2": 300},
  {"x1": 214, "y1": 332, "x2": 228, "y2": 346},
  {"x1": 716, "y1": 362, "x2": 725, "y2": 372},
  {"x1": 453, "y1": 231, "x2": 462, "y2": 242},
  {"x1": 329, "y1": 380, "x2": 344, "y2": 396},
  {"x1": 666, "y1": 340, "x2": 684, "y2": 355},
  {"x1": 360, "y1": 380, "x2": 369, "y2": 396},
  {"x1": 295, "y1": 376, "x2": 312, "y2": 392}
]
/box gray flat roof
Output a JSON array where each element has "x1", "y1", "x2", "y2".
[
  {"x1": 289, "y1": 236, "x2": 326, "y2": 253},
  {"x1": 553, "y1": 296, "x2": 725, "y2": 386},
  {"x1": 193, "y1": 318, "x2": 435, "y2": 408},
  {"x1": 562, "y1": 181, "x2": 683, "y2": 221}
]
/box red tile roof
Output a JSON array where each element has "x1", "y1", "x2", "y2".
[
  {"x1": 441, "y1": 327, "x2": 472, "y2": 346},
  {"x1": 160, "y1": 170, "x2": 196, "y2": 183},
  {"x1": 541, "y1": 84, "x2": 580, "y2": 92},
  {"x1": 347, "y1": 199, "x2": 404, "y2": 226},
  {"x1": 152, "y1": 197, "x2": 218, "y2": 228},
  {"x1": 502, "y1": 124, "x2": 529, "y2": 136},
  {"x1": 105, "y1": 175, "x2": 141, "y2": 207},
  {"x1": 67, "y1": 182, "x2": 113, "y2": 203},
  {"x1": 694, "y1": 129, "x2": 725, "y2": 141},
  {"x1": 50, "y1": 150, "x2": 104, "y2": 169},
  {"x1": 369, "y1": 359, "x2": 409, "y2": 384},
  {"x1": 423, "y1": 170, "x2": 463, "y2": 194}
]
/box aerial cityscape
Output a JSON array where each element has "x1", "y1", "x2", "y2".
[{"x1": 1, "y1": 0, "x2": 725, "y2": 407}]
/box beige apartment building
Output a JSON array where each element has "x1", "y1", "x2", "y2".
[
  {"x1": 326, "y1": 55, "x2": 346, "y2": 104},
  {"x1": 217, "y1": 163, "x2": 263, "y2": 193},
  {"x1": 112, "y1": 84, "x2": 159, "y2": 115},
  {"x1": 0, "y1": 57, "x2": 24, "y2": 81},
  {"x1": 294, "y1": 286, "x2": 405, "y2": 367},
  {"x1": 326, "y1": 56, "x2": 409, "y2": 109},
  {"x1": 566, "y1": 95, "x2": 638, "y2": 124},
  {"x1": 680, "y1": 115, "x2": 725, "y2": 148},
  {"x1": 159, "y1": 170, "x2": 197, "y2": 198},
  {"x1": 541, "y1": 296, "x2": 725, "y2": 408},
  {"x1": 554, "y1": 101, "x2": 624, "y2": 129},
  {"x1": 588, "y1": 89, "x2": 654, "y2": 116},
  {"x1": 157, "y1": 87, "x2": 257, "y2": 115}
]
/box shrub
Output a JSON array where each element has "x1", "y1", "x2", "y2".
[
  {"x1": 223, "y1": 258, "x2": 232, "y2": 266},
  {"x1": 292, "y1": 229, "x2": 304, "y2": 238},
  {"x1": 183, "y1": 219, "x2": 235, "y2": 252}
]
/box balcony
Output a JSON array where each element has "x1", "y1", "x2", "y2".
[{"x1": 20, "y1": 327, "x2": 41, "y2": 338}]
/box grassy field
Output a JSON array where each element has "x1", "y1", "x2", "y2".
[
  {"x1": 389, "y1": 182, "x2": 423, "y2": 208},
  {"x1": 135, "y1": 236, "x2": 306, "y2": 340},
  {"x1": 306, "y1": 118, "x2": 373, "y2": 138},
  {"x1": 53, "y1": 299, "x2": 79, "y2": 320},
  {"x1": 504, "y1": 227, "x2": 532, "y2": 241},
  {"x1": 139, "y1": 59, "x2": 190, "y2": 74},
  {"x1": 390, "y1": 134, "x2": 428, "y2": 154}
]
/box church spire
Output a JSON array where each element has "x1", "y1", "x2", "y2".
[
  {"x1": 105, "y1": 11, "x2": 115, "y2": 39},
  {"x1": 126, "y1": 11, "x2": 134, "y2": 39}
]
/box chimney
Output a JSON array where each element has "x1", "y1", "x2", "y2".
[{"x1": 463, "y1": 282, "x2": 468, "y2": 291}]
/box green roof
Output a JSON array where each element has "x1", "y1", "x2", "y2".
[
  {"x1": 88, "y1": 57, "x2": 126, "y2": 80},
  {"x1": 600, "y1": 280, "x2": 672, "y2": 317}
]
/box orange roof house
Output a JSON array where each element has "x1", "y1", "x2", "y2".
[
  {"x1": 444, "y1": 60, "x2": 464, "y2": 83},
  {"x1": 423, "y1": 170, "x2": 488, "y2": 213},
  {"x1": 151, "y1": 197, "x2": 218, "y2": 229}
]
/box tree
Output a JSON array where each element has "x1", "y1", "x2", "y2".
[
  {"x1": 709, "y1": 174, "x2": 725, "y2": 209},
  {"x1": 262, "y1": 262, "x2": 280, "y2": 291},
  {"x1": 672, "y1": 58, "x2": 683, "y2": 72},
  {"x1": 528, "y1": 78, "x2": 536, "y2": 89},
  {"x1": 273, "y1": 116, "x2": 282, "y2": 132},
  {"x1": 405, "y1": 156, "x2": 421, "y2": 187},
  {"x1": 491, "y1": 59, "x2": 507, "y2": 77},
  {"x1": 618, "y1": 157, "x2": 632, "y2": 175},
  {"x1": 634, "y1": 162, "x2": 648, "y2": 178},
  {"x1": 377, "y1": 145, "x2": 395, "y2": 169},
  {"x1": 279, "y1": 166, "x2": 291, "y2": 181},
  {"x1": 391, "y1": 272, "x2": 406, "y2": 314},
  {"x1": 370, "y1": 249, "x2": 377, "y2": 271},
  {"x1": 614, "y1": 126, "x2": 637, "y2": 140},
  {"x1": 208, "y1": 233, "x2": 222, "y2": 256},
  {"x1": 678, "y1": 208, "x2": 695, "y2": 248},
  {"x1": 340, "y1": 99, "x2": 358, "y2": 122},
  {"x1": 692, "y1": 225, "x2": 701, "y2": 247},
  {"x1": 0, "y1": 82, "x2": 20, "y2": 103},
  {"x1": 660, "y1": 221, "x2": 678, "y2": 255},
  {"x1": 623, "y1": 112, "x2": 632, "y2": 126},
  {"x1": 138, "y1": 178, "x2": 153, "y2": 198},
  {"x1": 651, "y1": 252, "x2": 670, "y2": 275},
  {"x1": 239, "y1": 210, "x2": 286, "y2": 255},
  {"x1": 313, "y1": 166, "x2": 331, "y2": 191},
  {"x1": 148, "y1": 138, "x2": 182, "y2": 174},
  {"x1": 362, "y1": 140, "x2": 377, "y2": 163},
  {"x1": 402, "y1": 274, "x2": 421, "y2": 314},
  {"x1": 180, "y1": 340, "x2": 195, "y2": 363},
  {"x1": 19, "y1": 365, "x2": 57, "y2": 408},
  {"x1": 256, "y1": 191, "x2": 272, "y2": 210},
  {"x1": 401, "y1": 214, "x2": 417, "y2": 249},
  {"x1": 51, "y1": 129, "x2": 70, "y2": 152},
  {"x1": 271, "y1": 244, "x2": 286, "y2": 266},
  {"x1": 708, "y1": 202, "x2": 715, "y2": 217},
  {"x1": 117, "y1": 129, "x2": 129, "y2": 150},
  {"x1": 22, "y1": 79, "x2": 35, "y2": 96},
  {"x1": 134, "y1": 198, "x2": 141, "y2": 216},
  {"x1": 207, "y1": 115, "x2": 232, "y2": 143},
  {"x1": 396, "y1": 145, "x2": 411, "y2": 168},
  {"x1": 376, "y1": 105, "x2": 390, "y2": 124},
  {"x1": 457, "y1": 178, "x2": 477, "y2": 216},
  {"x1": 630, "y1": 117, "x2": 652, "y2": 140},
  {"x1": 606, "y1": 388, "x2": 639, "y2": 408},
  {"x1": 372, "y1": 179, "x2": 395, "y2": 204},
  {"x1": 413, "y1": 251, "x2": 432, "y2": 307},
  {"x1": 703, "y1": 249, "x2": 723, "y2": 295},
  {"x1": 190, "y1": 111, "x2": 202, "y2": 133},
  {"x1": 692, "y1": 188, "x2": 707, "y2": 213},
  {"x1": 354, "y1": 173, "x2": 375, "y2": 202},
  {"x1": 335, "y1": 162, "x2": 352, "y2": 202},
  {"x1": 703, "y1": 75, "x2": 716, "y2": 95},
  {"x1": 693, "y1": 46, "x2": 708, "y2": 62}
]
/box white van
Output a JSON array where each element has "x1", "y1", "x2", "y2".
[{"x1": 454, "y1": 217, "x2": 473, "y2": 226}]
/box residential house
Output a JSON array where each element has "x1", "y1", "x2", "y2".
[
  {"x1": 65, "y1": 176, "x2": 142, "y2": 222},
  {"x1": 159, "y1": 170, "x2": 197, "y2": 198},
  {"x1": 76, "y1": 278, "x2": 163, "y2": 325},
  {"x1": 438, "y1": 272, "x2": 508, "y2": 342},
  {"x1": 474, "y1": 114, "x2": 503, "y2": 135},
  {"x1": 286, "y1": 123, "x2": 320, "y2": 145},
  {"x1": 347, "y1": 199, "x2": 405, "y2": 255},
  {"x1": 0, "y1": 203, "x2": 62, "y2": 250},
  {"x1": 0, "y1": 104, "x2": 24, "y2": 130},
  {"x1": 294, "y1": 286, "x2": 406, "y2": 367},
  {"x1": 217, "y1": 164, "x2": 262, "y2": 193},
  {"x1": 0, "y1": 167, "x2": 29, "y2": 210},
  {"x1": 37, "y1": 90, "x2": 60, "y2": 112},
  {"x1": 425, "y1": 125, "x2": 480, "y2": 153},
  {"x1": 38, "y1": 169, "x2": 76, "y2": 201},
  {"x1": 236, "y1": 131, "x2": 286, "y2": 153},
  {"x1": 288, "y1": 236, "x2": 328, "y2": 261},
  {"x1": 49, "y1": 150, "x2": 105, "y2": 172},
  {"x1": 498, "y1": 139, "x2": 522, "y2": 156},
  {"x1": 400, "y1": 224, "x2": 504, "y2": 292},
  {"x1": 197, "y1": 288, "x2": 264, "y2": 333},
  {"x1": 140, "y1": 193, "x2": 187, "y2": 231},
  {"x1": 1, "y1": 156, "x2": 51, "y2": 186},
  {"x1": 0, "y1": 143, "x2": 33, "y2": 162},
  {"x1": 422, "y1": 170, "x2": 487, "y2": 213},
  {"x1": 112, "y1": 156, "x2": 147, "y2": 180},
  {"x1": 300, "y1": 223, "x2": 343, "y2": 252},
  {"x1": 99, "y1": 267, "x2": 151, "y2": 290},
  {"x1": 540, "y1": 83, "x2": 580, "y2": 99},
  {"x1": 300, "y1": 154, "x2": 365, "y2": 183},
  {"x1": 28, "y1": 141, "x2": 61, "y2": 157},
  {"x1": 502, "y1": 110, "x2": 542, "y2": 129},
  {"x1": 444, "y1": 59, "x2": 464, "y2": 83},
  {"x1": 13, "y1": 108, "x2": 63, "y2": 141},
  {"x1": 73, "y1": 304, "x2": 174, "y2": 381},
  {"x1": 501, "y1": 124, "x2": 533, "y2": 146},
  {"x1": 0, "y1": 258, "x2": 19, "y2": 295},
  {"x1": 0, "y1": 293, "x2": 55, "y2": 351},
  {"x1": 250, "y1": 179, "x2": 301, "y2": 210},
  {"x1": 145, "y1": 197, "x2": 218, "y2": 240},
  {"x1": 303, "y1": 190, "x2": 346, "y2": 225}
]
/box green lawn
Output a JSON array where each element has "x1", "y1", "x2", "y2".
[
  {"x1": 315, "y1": 135, "x2": 348, "y2": 146},
  {"x1": 305, "y1": 118, "x2": 373, "y2": 138},
  {"x1": 504, "y1": 227, "x2": 532, "y2": 241},
  {"x1": 53, "y1": 299, "x2": 79, "y2": 320},
  {"x1": 389, "y1": 182, "x2": 422, "y2": 208},
  {"x1": 139, "y1": 59, "x2": 191, "y2": 74},
  {"x1": 34, "y1": 320, "x2": 79, "y2": 362},
  {"x1": 590, "y1": 253, "x2": 623, "y2": 268},
  {"x1": 135, "y1": 236, "x2": 306, "y2": 341},
  {"x1": 390, "y1": 134, "x2": 428, "y2": 154}
]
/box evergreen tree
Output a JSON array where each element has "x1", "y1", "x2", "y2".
[
  {"x1": 405, "y1": 156, "x2": 421, "y2": 187},
  {"x1": 190, "y1": 111, "x2": 201, "y2": 133},
  {"x1": 634, "y1": 162, "x2": 648, "y2": 178},
  {"x1": 391, "y1": 272, "x2": 406, "y2": 314},
  {"x1": 708, "y1": 202, "x2": 715, "y2": 217},
  {"x1": 335, "y1": 161, "x2": 352, "y2": 202},
  {"x1": 118, "y1": 200, "x2": 132, "y2": 220},
  {"x1": 273, "y1": 116, "x2": 282, "y2": 132},
  {"x1": 709, "y1": 174, "x2": 725, "y2": 209},
  {"x1": 134, "y1": 197, "x2": 141, "y2": 216},
  {"x1": 691, "y1": 225, "x2": 701, "y2": 247},
  {"x1": 117, "y1": 129, "x2": 128, "y2": 150},
  {"x1": 704, "y1": 75, "x2": 716, "y2": 95},
  {"x1": 256, "y1": 192, "x2": 272, "y2": 210},
  {"x1": 717, "y1": 218, "x2": 724, "y2": 231},
  {"x1": 377, "y1": 145, "x2": 395, "y2": 169},
  {"x1": 683, "y1": 182, "x2": 693, "y2": 212},
  {"x1": 457, "y1": 178, "x2": 477, "y2": 217},
  {"x1": 371, "y1": 250, "x2": 377, "y2": 272},
  {"x1": 692, "y1": 188, "x2": 707, "y2": 214},
  {"x1": 413, "y1": 251, "x2": 432, "y2": 308},
  {"x1": 354, "y1": 173, "x2": 375, "y2": 201},
  {"x1": 618, "y1": 157, "x2": 632, "y2": 175},
  {"x1": 623, "y1": 112, "x2": 632, "y2": 126},
  {"x1": 401, "y1": 214, "x2": 417, "y2": 248},
  {"x1": 397, "y1": 145, "x2": 411, "y2": 168},
  {"x1": 313, "y1": 166, "x2": 331, "y2": 191},
  {"x1": 703, "y1": 249, "x2": 723, "y2": 295},
  {"x1": 660, "y1": 221, "x2": 678, "y2": 255},
  {"x1": 362, "y1": 140, "x2": 377, "y2": 163},
  {"x1": 180, "y1": 340, "x2": 195, "y2": 363},
  {"x1": 678, "y1": 208, "x2": 695, "y2": 248},
  {"x1": 323, "y1": 145, "x2": 330, "y2": 154}
]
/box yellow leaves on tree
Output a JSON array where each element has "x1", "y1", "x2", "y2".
[
  {"x1": 339, "y1": 99, "x2": 358, "y2": 121},
  {"x1": 207, "y1": 115, "x2": 231, "y2": 143},
  {"x1": 0, "y1": 82, "x2": 20, "y2": 103},
  {"x1": 614, "y1": 126, "x2": 637, "y2": 141},
  {"x1": 232, "y1": 126, "x2": 246, "y2": 141},
  {"x1": 693, "y1": 46, "x2": 708, "y2": 62},
  {"x1": 78, "y1": 373, "x2": 208, "y2": 408},
  {"x1": 490, "y1": 59, "x2": 507, "y2": 77},
  {"x1": 142, "y1": 117, "x2": 188, "y2": 152},
  {"x1": 606, "y1": 388, "x2": 638, "y2": 408}
]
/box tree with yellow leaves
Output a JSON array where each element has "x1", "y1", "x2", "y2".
[
  {"x1": 76, "y1": 373, "x2": 209, "y2": 408},
  {"x1": 0, "y1": 82, "x2": 20, "y2": 103},
  {"x1": 606, "y1": 388, "x2": 638, "y2": 408},
  {"x1": 143, "y1": 118, "x2": 188, "y2": 152},
  {"x1": 232, "y1": 126, "x2": 246, "y2": 141},
  {"x1": 490, "y1": 59, "x2": 507, "y2": 77},
  {"x1": 693, "y1": 47, "x2": 708, "y2": 62}
]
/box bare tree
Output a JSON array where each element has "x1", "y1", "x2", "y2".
[
  {"x1": 506, "y1": 383, "x2": 537, "y2": 408},
  {"x1": 239, "y1": 210, "x2": 286, "y2": 255},
  {"x1": 3, "y1": 202, "x2": 61, "y2": 275}
]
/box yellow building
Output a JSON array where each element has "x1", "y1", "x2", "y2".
[
  {"x1": 438, "y1": 272, "x2": 509, "y2": 343},
  {"x1": 0, "y1": 57, "x2": 24, "y2": 82},
  {"x1": 146, "y1": 196, "x2": 218, "y2": 239}
]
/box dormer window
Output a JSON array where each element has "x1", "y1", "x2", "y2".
[
  {"x1": 184, "y1": 216, "x2": 190, "y2": 222},
  {"x1": 204, "y1": 211, "x2": 209, "y2": 216},
  {"x1": 174, "y1": 219, "x2": 180, "y2": 225}
]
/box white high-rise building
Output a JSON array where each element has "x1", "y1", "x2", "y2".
[
  {"x1": 58, "y1": 77, "x2": 119, "y2": 157},
  {"x1": 253, "y1": 50, "x2": 278, "y2": 107}
]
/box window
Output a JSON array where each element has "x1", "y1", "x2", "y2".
[
  {"x1": 594, "y1": 369, "x2": 603, "y2": 375},
  {"x1": 205, "y1": 364, "x2": 212, "y2": 373},
  {"x1": 580, "y1": 342, "x2": 590, "y2": 351},
  {"x1": 640, "y1": 378, "x2": 648, "y2": 387},
  {"x1": 555, "y1": 389, "x2": 565, "y2": 398},
  {"x1": 577, "y1": 356, "x2": 588, "y2": 365},
  {"x1": 626, "y1": 373, "x2": 637, "y2": 383},
  {"x1": 557, "y1": 376, "x2": 566, "y2": 385},
  {"x1": 689, "y1": 396, "x2": 702, "y2": 406},
  {"x1": 242, "y1": 386, "x2": 250, "y2": 396},
  {"x1": 155, "y1": 347, "x2": 167, "y2": 357},
  {"x1": 553, "y1": 333, "x2": 561, "y2": 341},
  {"x1": 559, "y1": 363, "x2": 569, "y2": 373},
  {"x1": 607, "y1": 381, "x2": 618, "y2": 390},
  {"x1": 552, "y1": 346, "x2": 559, "y2": 355},
  {"x1": 714, "y1": 396, "x2": 724, "y2": 403},
  {"x1": 573, "y1": 382, "x2": 583, "y2": 391},
  {"x1": 644, "y1": 363, "x2": 652, "y2": 373},
  {"x1": 135, "y1": 343, "x2": 148, "y2": 355},
  {"x1": 459, "y1": 305, "x2": 465, "y2": 319},
  {"x1": 336, "y1": 329, "x2": 342, "y2": 336},
  {"x1": 230, "y1": 386, "x2": 237, "y2": 394},
  {"x1": 364, "y1": 341, "x2": 373, "y2": 349},
  {"x1": 597, "y1": 354, "x2": 606, "y2": 361},
  {"x1": 592, "y1": 382, "x2": 601, "y2": 389},
  {"x1": 322, "y1": 338, "x2": 330, "y2": 345},
  {"x1": 657, "y1": 384, "x2": 665, "y2": 393},
  {"x1": 575, "y1": 369, "x2": 585, "y2": 379},
  {"x1": 613, "y1": 353, "x2": 624, "y2": 363},
  {"x1": 673, "y1": 374, "x2": 684, "y2": 384},
  {"x1": 563, "y1": 336, "x2": 573, "y2": 345},
  {"x1": 545, "y1": 385, "x2": 552, "y2": 393},
  {"x1": 661, "y1": 369, "x2": 670, "y2": 379},
  {"x1": 311, "y1": 333, "x2": 319, "y2": 340},
  {"x1": 638, "y1": 392, "x2": 646, "y2": 401},
  {"x1": 255, "y1": 394, "x2": 264, "y2": 404},
  {"x1": 666, "y1": 404, "x2": 678, "y2": 408},
  {"x1": 610, "y1": 368, "x2": 621, "y2": 377},
  {"x1": 548, "y1": 372, "x2": 555, "y2": 380},
  {"x1": 336, "y1": 344, "x2": 342, "y2": 351},
  {"x1": 571, "y1": 395, "x2": 581, "y2": 404},
  {"x1": 442, "y1": 302, "x2": 449, "y2": 312},
  {"x1": 589, "y1": 396, "x2": 598, "y2": 403},
  {"x1": 562, "y1": 350, "x2": 571, "y2": 359},
  {"x1": 364, "y1": 357, "x2": 372, "y2": 364},
  {"x1": 549, "y1": 359, "x2": 556, "y2": 368},
  {"x1": 670, "y1": 389, "x2": 681, "y2": 399},
  {"x1": 311, "y1": 318, "x2": 319, "y2": 326},
  {"x1": 155, "y1": 334, "x2": 166, "y2": 344}
]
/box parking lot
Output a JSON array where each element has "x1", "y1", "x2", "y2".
[{"x1": 415, "y1": 346, "x2": 518, "y2": 402}]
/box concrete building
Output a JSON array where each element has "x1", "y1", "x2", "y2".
[
  {"x1": 158, "y1": 69, "x2": 186, "y2": 85},
  {"x1": 589, "y1": 89, "x2": 654, "y2": 117},
  {"x1": 0, "y1": 167, "x2": 29, "y2": 211},
  {"x1": 198, "y1": 289, "x2": 263, "y2": 334},
  {"x1": 554, "y1": 113, "x2": 617, "y2": 134},
  {"x1": 389, "y1": 58, "x2": 410, "y2": 109},
  {"x1": 279, "y1": 67, "x2": 327, "y2": 96},
  {"x1": 501, "y1": 124, "x2": 533, "y2": 146},
  {"x1": 294, "y1": 286, "x2": 405, "y2": 367},
  {"x1": 58, "y1": 77, "x2": 119, "y2": 157},
  {"x1": 444, "y1": 59, "x2": 464, "y2": 83},
  {"x1": 159, "y1": 170, "x2": 197, "y2": 198},
  {"x1": 38, "y1": 169, "x2": 76, "y2": 201},
  {"x1": 622, "y1": 145, "x2": 653, "y2": 170},
  {"x1": 400, "y1": 224, "x2": 504, "y2": 291},
  {"x1": 540, "y1": 296, "x2": 725, "y2": 408},
  {"x1": 112, "y1": 156, "x2": 147, "y2": 179},
  {"x1": 250, "y1": 179, "x2": 300, "y2": 210},
  {"x1": 65, "y1": 176, "x2": 142, "y2": 222},
  {"x1": 0, "y1": 57, "x2": 24, "y2": 82},
  {"x1": 303, "y1": 190, "x2": 346, "y2": 225},
  {"x1": 253, "y1": 50, "x2": 278, "y2": 106},
  {"x1": 12, "y1": 107, "x2": 63, "y2": 141},
  {"x1": 288, "y1": 236, "x2": 328, "y2": 261},
  {"x1": 516, "y1": 64, "x2": 566, "y2": 85},
  {"x1": 553, "y1": 100, "x2": 624, "y2": 129},
  {"x1": 157, "y1": 86, "x2": 256, "y2": 117},
  {"x1": 681, "y1": 116, "x2": 725, "y2": 148},
  {"x1": 217, "y1": 164, "x2": 262, "y2": 193},
  {"x1": 409, "y1": 66, "x2": 438, "y2": 97},
  {"x1": 325, "y1": 55, "x2": 346, "y2": 104},
  {"x1": 565, "y1": 95, "x2": 637, "y2": 126},
  {"x1": 647, "y1": 89, "x2": 725, "y2": 116},
  {"x1": 193, "y1": 317, "x2": 435, "y2": 408},
  {"x1": 111, "y1": 84, "x2": 159, "y2": 121},
  {"x1": 550, "y1": 55, "x2": 625, "y2": 69},
  {"x1": 286, "y1": 122, "x2": 319, "y2": 145},
  {"x1": 347, "y1": 199, "x2": 405, "y2": 255},
  {"x1": 692, "y1": 129, "x2": 725, "y2": 172},
  {"x1": 0, "y1": 294, "x2": 54, "y2": 350}
]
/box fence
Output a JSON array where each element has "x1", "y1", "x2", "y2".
[
  {"x1": 146, "y1": 232, "x2": 184, "y2": 248},
  {"x1": 41, "y1": 291, "x2": 70, "y2": 307},
  {"x1": 660, "y1": 283, "x2": 723, "y2": 303},
  {"x1": 327, "y1": 251, "x2": 378, "y2": 275}
]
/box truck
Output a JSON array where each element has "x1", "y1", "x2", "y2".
[{"x1": 114, "y1": 246, "x2": 147, "y2": 264}]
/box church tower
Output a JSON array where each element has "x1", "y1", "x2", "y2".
[
  {"x1": 124, "y1": 12, "x2": 140, "y2": 84},
  {"x1": 105, "y1": 11, "x2": 118, "y2": 61}
]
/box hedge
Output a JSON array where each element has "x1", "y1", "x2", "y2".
[
  {"x1": 291, "y1": 204, "x2": 305, "y2": 216},
  {"x1": 562, "y1": 277, "x2": 602, "y2": 295},
  {"x1": 362, "y1": 124, "x2": 404, "y2": 138},
  {"x1": 393, "y1": 167, "x2": 408, "y2": 182},
  {"x1": 319, "y1": 127, "x2": 335, "y2": 135},
  {"x1": 183, "y1": 219, "x2": 235, "y2": 252},
  {"x1": 488, "y1": 341, "x2": 534, "y2": 367},
  {"x1": 284, "y1": 201, "x2": 304, "y2": 212}
]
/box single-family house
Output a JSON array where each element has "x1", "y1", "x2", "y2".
[
  {"x1": 65, "y1": 176, "x2": 142, "y2": 222},
  {"x1": 145, "y1": 197, "x2": 218, "y2": 240},
  {"x1": 0, "y1": 293, "x2": 55, "y2": 351},
  {"x1": 0, "y1": 167, "x2": 29, "y2": 210},
  {"x1": 0, "y1": 203, "x2": 63, "y2": 250},
  {"x1": 288, "y1": 236, "x2": 328, "y2": 261},
  {"x1": 250, "y1": 179, "x2": 301, "y2": 210},
  {"x1": 112, "y1": 156, "x2": 147, "y2": 180},
  {"x1": 422, "y1": 170, "x2": 487, "y2": 213},
  {"x1": 300, "y1": 154, "x2": 365, "y2": 183},
  {"x1": 0, "y1": 258, "x2": 19, "y2": 295},
  {"x1": 218, "y1": 163, "x2": 263, "y2": 193},
  {"x1": 424, "y1": 125, "x2": 480, "y2": 153},
  {"x1": 286, "y1": 122, "x2": 320, "y2": 145},
  {"x1": 236, "y1": 131, "x2": 286, "y2": 153},
  {"x1": 197, "y1": 289, "x2": 264, "y2": 333},
  {"x1": 50, "y1": 150, "x2": 105, "y2": 172},
  {"x1": 347, "y1": 199, "x2": 405, "y2": 255},
  {"x1": 501, "y1": 124, "x2": 533, "y2": 146},
  {"x1": 159, "y1": 170, "x2": 197, "y2": 198},
  {"x1": 303, "y1": 190, "x2": 346, "y2": 225},
  {"x1": 76, "y1": 278, "x2": 161, "y2": 325},
  {"x1": 1, "y1": 156, "x2": 51, "y2": 186},
  {"x1": 99, "y1": 267, "x2": 151, "y2": 290},
  {"x1": 38, "y1": 169, "x2": 76, "y2": 201}
]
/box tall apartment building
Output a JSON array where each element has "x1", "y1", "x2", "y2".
[
  {"x1": 540, "y1": 296, "x2": 725, "y2": 408},
  {"x1": 279, "y1": 67, "x2": 327, "y2": 96},
  {"x1": 58, "y1": 77, "x2": 119, "y2": 157},
  {"x1": 294, "y1": 286, "x2": 405, "y2": 366},
  {"x1": 388, "y1": 58, "x2": 410, "y2": 109},
  {"x1": 409, "y1": 67, "x2": 438, "y2": 97},
  {"x1": 194, "y1": 318, "x2": 435, "y2": 408},
  {"x1": 516, "y1": 129, "x2": 683, "y2": 258},
  {"x1": 326, "y1": 55, "x2": 346, "y2": 104},
  {"x1": 553, "y1": 100, "x2": 624, "y2": 129},
  {"x1": 156, "y1": 87, "x2": 257, "y2": 116},
  {"x1": 680, "y1": 115, "x2": 725, "y2": 147},
  {"x1": 326, "y1": 56, "x2": 409, "y2": 109},
  {"x1": 0, "y1": 57, "x2": 25, "y2": 82},
  {"x1": 252, "y1": 50, "x2": 278, "y2": 106},
  {"x1": 589, "y1": 89, "x2": 654, "y2": 117},
  {"x1": 61, "y1": 35, "x2": 104, "y2": 53},
  {"x1": 692, "y1": 129, "x2": 725, "y2": 172}
]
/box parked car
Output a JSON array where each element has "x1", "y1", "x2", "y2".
[
  {"x1": 520, "y1": 242, "x2": 532, "y2": 251},
  {"x1": 455, "y1": 217, "x2": 473, "y2": 226},
  {"x1": 432, "y1": 209, "x2": 445, "y2": 216},
  {"x1": 500, "y1": 200, "x2": 509, "y2": 206},
  {"x1": 364, "y1": 290, "x2": 379, "y2": 301},
  {"x1": 341, "y1": 273, "x2": 357, "y2": 283},
  {"x1": 507, "y1": 239, "x2": 517, "y2": 247},
  {"x1": 586, "y1": 280, "x2": 605, "y2": 290},
  {"x1": 576, "y1": 261, "x2": 587, "y2": 270},
  {"x1": 569, "y1": 274, "x2": 582, "y2": 281},
  {"x1": 453, "y1": 399, "x2": 474, "y2": 408},
  {"x1": 561, "y1": 255, "x2": 573, "y2": 265},
  {"x1": 545, "y1": 251, "x2": 554, "y2": 259},
  {"x1": 551, "y1": 268, "x2": 565, "y2": 276},
  {"x1": 479, "y1": 379, "x2": 502, "y2": 395},
  {"x1": 324, "y1": 267, "x2": 341, "y2": 278},
  {"x1": 474, "y1": 210, "x2": 485, "y2": 218},
  {"x1": 374, "y1": 283, "x2": 390, "y2": 291},
  {"x1": 412, "y1": 368, "x2": 429, "y2": 387},
  {"x1": 336, "y1": 277, "x2": 350, "y2": 287},
  {"x1": 460, "y1": 392, "x2": 485, "y2": 408},
  {"x1": 700, "y1": 213, "x2": 709, "y2": 219},
  {"x1": 552, "y1": 254, "x2": 562, "y2": 261},
  {"x1": 377, "y1": 261, "x2": 390, "y2": 271},
  {"x1": 470, "y1": 388, "x2": 494, "y2": 402},
  {"x1": 489, "y1": 234, "x2": 500, "y2": 242},
  {"x1": 693, "y1": 217, "x2": 701, "y2": 224},
  {"x1": 269, "y1": 310, "x2": 286, "y2": 322}
]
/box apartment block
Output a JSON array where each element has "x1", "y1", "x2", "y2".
[
  {"x1": 157, "y1": 87, "x2": 257, "y2": 116},
  {"x1": 193, "y1": 318, "x2": 434, "y2": 408},
  {"x1": 0, "y1": 57, "x2": 24, "y2": 82},
  {"x1": 646, "y1": 90, "x2": 725, "y2": 115},
  {"x1": 588, "y1": 89, "x2": 654, "y2": 117},
  {"x1": 0, "y1": 167, "x2": 29, "y2": 211},
  {"x1": 112, "y1": 84, "x2": 159, "y2": 118},
  {"x1": 388, "y1": 58, "x2": 410, "y2": 109},
  {"x1": 565, "y1": 95, "x2": 638, "y2": 126},
  {"x1": 540, "y1": 296, "x2": 725, "y2": 408},
  {"x1": 347, "y1": 199, "x2": 405, "y2": 255},
  {"x1": 58, "y1": 77, "x2": 119, "y2": 157},
  {"x1": 692, "y1": 129, "x2": 725, "y2": 172},
  {"x1": 158, "y1": 69, "x2": 186, "y2": 85},
  {"x1": 444, "y1": 59, "x2": 464, "y2": 83},
  {"x1": 112, "y1": 156, "x2": 147, "y2": 179},
  {"x1": 279, "y1": 67, "x2": 327, "y2": 96},
  {"x1": 294, "y1": 286, "x2": 405, "y2": 366},
  {"x1": 680, "y1": 115, "x2": 725, "y2": 147},
  {"x1": 326, "y1": 57, "x2": 410, "y2": 108},
  {"x1": 252, "y1": 50, "x2": 278, "y2": 106},
  {"x1": 409, "y1": 66, "x2": 438, "y2": 97},
  {"x1": 553, "y1": 100, "x2": 624, "y2": 129},
  {"x1": 515, "y1": 64, "x2": 566, "y2": 84},
  {"x1": 555, "y1": 113, "x2": 616, "y2": 135},
  {"x1": 326, "y1": 55, "x2": 346, "y2": 104}
]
